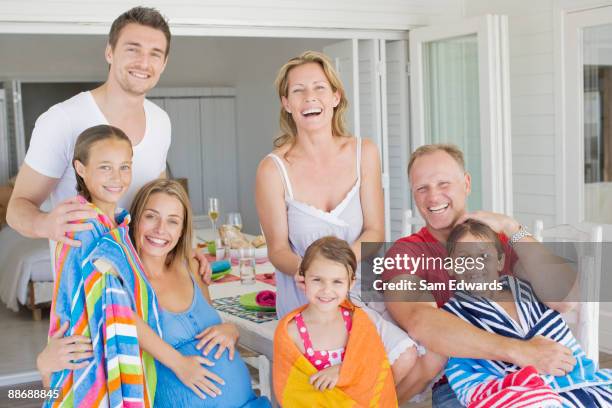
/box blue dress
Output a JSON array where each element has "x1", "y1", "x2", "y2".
[{"x1": 154, "y1": 274, "x2": 270, "y2": 407}]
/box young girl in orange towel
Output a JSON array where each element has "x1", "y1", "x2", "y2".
[
  {"x1": 273, "y1": 236, "x2": 397, "y2": 406},
  {"x1": 288, "y1": 236, "x2": 356, "y2": 389}
]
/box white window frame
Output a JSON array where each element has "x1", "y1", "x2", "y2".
[
  {"x1": 409, "y1": 14, "x2": 513, "y2": 215},
  {"x1": 0, "y1": 21, "x2": 410, "y2": 41},
  {"x1": 324, "y1": 39, "x2": 395, "y2": 240},
  {"x1": 558, "y1": 2, "x2": 612, "y2": 237},
  {"x1": 555, "y1": 1, "x2": 612, "y2": 355}
]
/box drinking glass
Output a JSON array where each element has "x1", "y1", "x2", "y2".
[
  {"x1": 214, "y1": 238, "x2": 227, "y2": 261},
  {"x1": 208, "y1": 197, "x2": 219, "y2": 231},
  {"x1": 227, "y1": 212, "x2": 243, "y2": 231},
  {"x1": 238, "y1": 247, "x2": 256, "y2": 285}
]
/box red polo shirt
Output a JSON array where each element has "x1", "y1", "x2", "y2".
[{"x1": 382, "y1": 227, "x2": 516, "y2": 307}]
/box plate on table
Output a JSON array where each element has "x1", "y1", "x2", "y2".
[
  {"x1": 239, "y1": 291, "x2": 276, "y2": 312},
  {"x1": 211, "y1": 269, "x2": 232, "y2": 281}
]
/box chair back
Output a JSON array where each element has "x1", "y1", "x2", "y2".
[
  {"x1": 533, "y1": 220, "x2": 603, "y2": 366},
  {"x1": 401, "y1": 209, "x2": 426, "y2": 237}
]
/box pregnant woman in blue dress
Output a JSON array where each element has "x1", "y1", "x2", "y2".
[{"x1": 37, "y1": 179, "x2": 269, "y2": 407}]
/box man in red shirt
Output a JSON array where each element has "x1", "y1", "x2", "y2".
[{"x1": 383, "y1": 144, "x2": 577, "y2": 407}]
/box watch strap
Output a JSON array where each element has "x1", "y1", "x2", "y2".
[{"x1": 510, "y1": 225, "x2": 531, "y2": 244}]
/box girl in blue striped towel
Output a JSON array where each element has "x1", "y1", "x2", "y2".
[{"x1": 442, "y1": 219, "x2": 612, "y2": 408}]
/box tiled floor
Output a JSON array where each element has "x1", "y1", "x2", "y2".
[
  {"x1": 0, "y1": 303, "x2": 611, "y2": 407},
  {"x1": 0, "y1": 304, "x2": 48, "y2": 377},
  {"x1": 1, "y1": 354, "x2": 611, "y2": 407},
  {"x1": 401, "y1": 352, "x2": 612, "y2": 408}
]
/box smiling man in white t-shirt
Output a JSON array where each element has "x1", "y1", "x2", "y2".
[
  {"x1": 7, "y1": 7, "x2": 172, "y2": 248},
  {"x1": 7, "y1": 7, "x2": 211, "y2": 282}
]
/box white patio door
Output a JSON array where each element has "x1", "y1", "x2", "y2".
[
  {"x1": 409, "y1": 15, "x2": 512, "y2": 215},
  {"x1": 564, "y1": 5, "x2": 612, "y2": 353},
  {"x1": 324, "y1": 40, "x2": 394, "y2": 240},
  {"x1": 324, "y1": 40, "x2": 360, "y2": 136},
  {"x1": 564, "y1": 6, "x2": 612, "y2": 239},
  {"x1": 149, "y1": 88, "x2": 239, "y2": 218}
]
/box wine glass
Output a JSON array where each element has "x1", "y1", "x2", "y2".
[
  {"x1": 227, "y1": 212, "x2": 243, "y2": 231},
  {"x1": 208, "y1": 197, "x2": 219, "y2": 231}
]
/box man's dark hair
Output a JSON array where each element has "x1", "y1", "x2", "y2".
[
  {"x1": 108, "y1": 7, "x2": 171, "y2": 57},
  {"x1": 446, "y1": 219, "x2": 504, "y2": 260}
]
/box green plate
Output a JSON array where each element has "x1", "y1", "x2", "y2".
[
  {"x1": 211, "y1": 269, "x2": 231, "y2": 281},
  {"x1": 239, "y1": 291, "x2": 276, "y2": 312}
]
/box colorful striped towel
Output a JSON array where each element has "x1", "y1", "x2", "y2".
[
  {"x1": 47, "y1": 199, "x2": 161, "y2": 407},
  {"x1": 444, "y1": 275, "x2": 612, "y2": 407},
  {"x1": 273, "y1": 301, "x2": 397, "y2": 407}
]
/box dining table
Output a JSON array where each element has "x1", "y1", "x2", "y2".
[{"x1": 194, "y1": 228, "x2": 278, "y2": 401}]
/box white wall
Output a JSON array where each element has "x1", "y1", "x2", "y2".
[
  {"x1": 1, "y1": 0, "x2": 461, "y2": 33},
  {"x1": 464, "y1": 0, "x2": 612, "y2": 354},
  {"x1": 0, "y1": 34, "x2": 334, "y2": 234},
  {"x1": 0, "y1": 0, "x2": 466, "y2": 233},
  {"x1": 463, "y1": 0, "x2": 557, "y2": 228}
]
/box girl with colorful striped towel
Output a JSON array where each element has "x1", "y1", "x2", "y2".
[{"x1": 45, "y1": 125, "x2": 222, "y2": 407}]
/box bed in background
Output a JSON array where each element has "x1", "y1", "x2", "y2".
[{"x1": 0, "y1": 226, "x2": 53, "y2": 320}]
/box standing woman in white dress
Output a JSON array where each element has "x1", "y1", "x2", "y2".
[{"x1": 255, "y1": 51, "x2": 431, "y2": 402}]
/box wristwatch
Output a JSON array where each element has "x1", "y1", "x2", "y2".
[{"x1": 510, "y1": 225, "x2": 531, "y2": 245}]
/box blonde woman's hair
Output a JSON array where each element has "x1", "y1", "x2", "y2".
[
  {"x1": 273, "y1": 50, "x2": 350, "y2": 149},
  {"x1": 129, "y1": 179, "x2": 193, "y2": 268}
]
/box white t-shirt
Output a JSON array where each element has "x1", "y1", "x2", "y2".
[
  {"x1": 24, "y1": 91, "x2": 171, "y2": 210},
  {"x1": 24, "y1": 91, "x2": 171, "y2": 277}
]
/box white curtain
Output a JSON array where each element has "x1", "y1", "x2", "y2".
[{"x1": 423, "y1": 34, "x2": 483, "y2": 211}]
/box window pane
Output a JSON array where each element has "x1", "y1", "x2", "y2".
[
  {"x1": 583, "y1": 25, "x2": 612, "y2": 223},
  {"x1": 423, "y1": 34, "x2": 482, "y2": 210}
]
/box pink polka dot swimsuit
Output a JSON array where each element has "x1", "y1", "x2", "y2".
[{"x1": 294, "y1": 307, "x2": 353, "y2": 371}]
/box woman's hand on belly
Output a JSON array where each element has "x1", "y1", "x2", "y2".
[
  {"x1": 195, "y1": 323, "x2": 239, "y2": 360},
  {"x1": 170, "y1": 354, "x2": 225, "y2": 399}
]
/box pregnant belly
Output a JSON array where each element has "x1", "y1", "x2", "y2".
[{"x1": 154, "y1": 340, "x2": 258, "y2": 407}]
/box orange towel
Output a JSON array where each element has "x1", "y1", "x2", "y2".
[{"x1": 273, "y1": 301, "x2": 397, "y2": 407}]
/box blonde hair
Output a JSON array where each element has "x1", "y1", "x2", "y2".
[
  {"x1": 129, "y1": 179, "x2": 193, "y2": 267},
  {"x1": 407, "y1": 143, "x2": 465, "y2": 177},
  {"x1": 273, "y1": 50, "x2": 350, "y2": 149}
]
